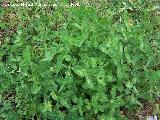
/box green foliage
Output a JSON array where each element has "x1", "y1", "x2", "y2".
[{"x1": 0, "y1": 0, "x2": 160, "y2": 119}]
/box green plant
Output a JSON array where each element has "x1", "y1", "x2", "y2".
[{"x1": 0, "y1": 1, "x2": 160, "y2": 119}]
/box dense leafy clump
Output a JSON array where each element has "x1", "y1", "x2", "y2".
[{"x1": 0, "y1": 1, "x2": 160, "y2": 119}]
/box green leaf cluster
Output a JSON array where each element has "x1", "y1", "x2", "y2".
[{"x1": 0, "y1": 1, "x2": 160, "y2": 119}]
